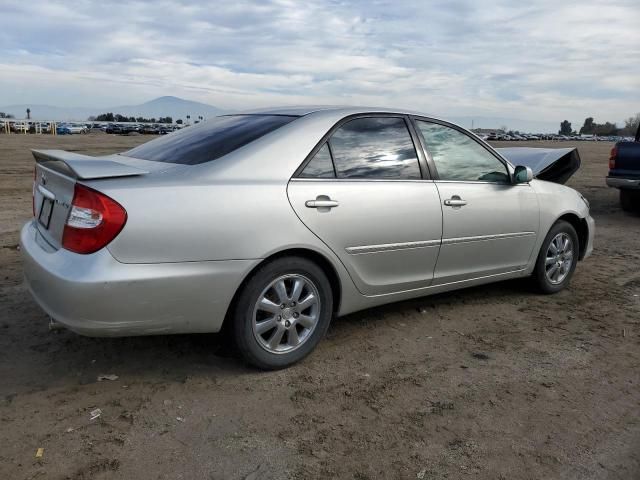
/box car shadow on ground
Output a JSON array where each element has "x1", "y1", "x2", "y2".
[
  {"x1": 339, "y1": 276, "x2": 534, "y2": 322},
  {"x1": 2, "y1": 276, "x2": 535, "y2": 396}
]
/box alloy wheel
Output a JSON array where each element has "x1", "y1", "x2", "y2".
[
  {"x1": 545, "y1": 233, "x2": 574, "y2": 285},
  {"x1": 252, "y1": 274, "x2": 321, "y2": 354}
]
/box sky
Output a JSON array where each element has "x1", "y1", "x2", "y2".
[{"x1": 0, "y1": 0, "x2": 638, "y2": 129}]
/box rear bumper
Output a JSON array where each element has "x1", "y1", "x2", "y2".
[
  {"x1": 606, "y1": 176, "x2": 640, "y2": 189},
  {"x1": 20, "y1": 221, "x2": 258, "y2": 337}
]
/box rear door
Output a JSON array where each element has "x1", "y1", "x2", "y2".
[
  {"x1": 287, "y1": 115, "x2": 443, "y2": 296},
  {"x1": 412, "y1": 118, "x2": 539, "y2": 284}
]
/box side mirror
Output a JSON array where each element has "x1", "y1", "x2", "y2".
[{"x1": 513, "y1": 165, "x2": 533, "y2": 184}]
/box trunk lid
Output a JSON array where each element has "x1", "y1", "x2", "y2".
[
  {"x1": 496, "y1": 147, "x2": 581, "y2": 184},
  {"x1": 32, "y1": 149, "x2": 149, "y2": 180},
  {"x1": 31, "y1": 150, "x2": 151, "y2": 250}
]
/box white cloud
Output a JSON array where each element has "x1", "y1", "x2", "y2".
[{"x1": 0, "y1": 0, "x2": 638, "y2": 127}]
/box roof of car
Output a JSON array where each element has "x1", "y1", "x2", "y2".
[{"x1": 233, "y1": 105, "x2": 435, "y2": 118}]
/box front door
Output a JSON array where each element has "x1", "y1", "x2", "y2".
[
  {"x1": 413, "y1": 119, "x2": 539, "y2": 284},
  {"x1": 288, "y1": 116, "x2": 443, "y2": 296}
]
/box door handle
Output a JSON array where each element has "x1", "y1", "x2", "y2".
[
  {"x1": 444, "y1": 196, "x2": 467, "y2": 207},
  {"x1": 305, "y1": 197, "x2": 339, "y2": 209}
]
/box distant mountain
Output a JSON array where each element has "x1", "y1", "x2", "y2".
[
  {"x1": 1, "y1": 97, "x2": 561, "y2": 133},
  {"x1": 108, "y1": 96, "x2": 223, "y2": 121},
  {"x1": 0, "y1": 96, "x2": 224, "y2": 121}
]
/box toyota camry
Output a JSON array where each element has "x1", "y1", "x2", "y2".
[{"x1": 21, "y1": 107, "x2": 594, "y2": 369}]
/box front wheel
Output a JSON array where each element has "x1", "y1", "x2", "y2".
[
  {"x1": 231, "y1": 256, "x2": 333, "y2": 370},
  {"x1": 533, "y1": 220, "x2": 579, "y2": 294}
]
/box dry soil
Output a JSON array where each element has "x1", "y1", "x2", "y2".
[{"x1": 0, "y1": 134, "x2": 638, "y2": 479}]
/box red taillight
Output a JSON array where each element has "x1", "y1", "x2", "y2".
[
  {"x1": 62, "y1": 184, "x2": 127, "y2": 254},
  {"x1": 609, "y1": 146, "x2": 617, "y2": 170}
]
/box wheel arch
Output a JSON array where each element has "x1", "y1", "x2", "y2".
[
  {"x1": 556, "y1": 213, "x2": 589, "y2": 260},
  {"x1": 221, "y1": 247, "x2": 343, "y2": 331}
]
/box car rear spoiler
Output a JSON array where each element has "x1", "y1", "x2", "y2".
[
  {"x1": 495, "y1": 147, "x2": 581, "y2": 184},
  {"x1": 32, "y1": 149, "x2": 148, "y2": 180}
]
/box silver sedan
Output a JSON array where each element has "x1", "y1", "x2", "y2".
[{"x1": 21, "y1": 107, "x2": 594, "y2": 369}]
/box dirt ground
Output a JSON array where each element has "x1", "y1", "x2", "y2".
[{"x1": 0, "y1": 133, "x2": 639, "y2": 480}]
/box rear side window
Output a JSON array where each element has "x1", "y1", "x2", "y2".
[
  {"x1": 124, "y1": 115, "x2": 297, "y2": 165},
  {"x1": 300, "y1": 144, "x2": 335, "y2": 178},
  {"x1": 328, "y1": 117, "x2": 421, "y2": 179}
]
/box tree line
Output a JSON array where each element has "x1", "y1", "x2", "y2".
[
  {"x1": 559, "y1": 113, "x2": 639, "y2": 136},
  {"x1": 89, "y1": 113, "x2": 174, "y2": 123}
]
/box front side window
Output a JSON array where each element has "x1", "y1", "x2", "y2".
[
  {"x1": 328, "y1": 117, "x2": 421, "y2": 179},
  {"x1": 416, "y1": 121, "x2": 509, "y2": 183},
  {"x1": 125, "y1": 114, "x2": 297, "y2": 165}
]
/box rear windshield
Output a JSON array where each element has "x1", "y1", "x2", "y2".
[{"x1": 124, "y1": 114, "x2": 298, "y2": 165}]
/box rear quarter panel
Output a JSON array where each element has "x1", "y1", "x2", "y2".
[
  {"x1": 103, "y1": 180, "x2": 329, "y2": 264},
  {"x1": 99, "y1": 175, "x2": 369, "y2": 313}
]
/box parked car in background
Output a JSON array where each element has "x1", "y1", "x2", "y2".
[
  {"x1": 55, "y1": 124, "x2": 71, "y2": 135},
  {"x1": 59, "y1": 123, "x2": 88, "y2": 134},
  {"x1": 105, "y1": 124, "x2": 123, "y2": 134},
  {"x1": 11, "y1": 122, "x2": 29, "y2": 133},
  {"x1": 22, "y1": 107, "x2": 593, "y2": 369},
  {"x1": 141, "y1": 124, "x2": 160, "y2": 134},
  {"x1": 71, "y1": 123, "x2": 88, "y2": 134},
  {"x1": 119, "y1": 124, "x2": 141, "y2": 134},
  {"x1": 607, "y1": 123, "x2": 640, "y2": 211}
]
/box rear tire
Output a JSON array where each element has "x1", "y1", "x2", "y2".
[
  {"x1": 231, "y1": 256, "x2": 333, "y2": 370},
  {"x1": 533, "y1": 220, "x2": 579, "y2": 294},
  {"x1": 620, "y1": 189, "x2": 639, "y2": 212}
]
